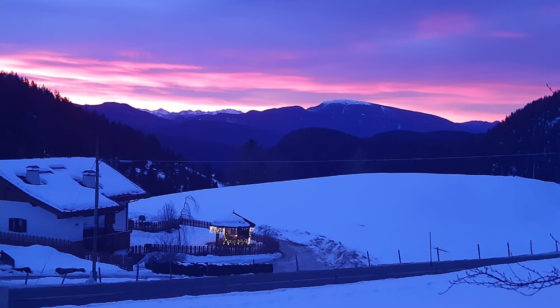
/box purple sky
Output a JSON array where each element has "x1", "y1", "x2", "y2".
[{"x1": 1, "y1": 0, "x2": 559, "y2": 122}]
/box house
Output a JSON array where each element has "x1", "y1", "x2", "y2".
[
  {"x1": 0, "y1": 157, "x2": 147, "y2": 252},
  {"x1": 209, "y1": 211, "x2": 256, "y2": 246}
]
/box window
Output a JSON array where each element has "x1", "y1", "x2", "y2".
[{"x1": 8, "y1": 218, "x2": 27, "y2": 233}]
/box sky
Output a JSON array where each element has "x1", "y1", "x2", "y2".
[{"x1": 1, "y1": 0, "x2": 559, "y2": 122}]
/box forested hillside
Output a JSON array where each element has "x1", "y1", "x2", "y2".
[{"x1": 0, "y1": 72, "x2": 216, "y2": 195}]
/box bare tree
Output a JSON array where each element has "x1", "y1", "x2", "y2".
[
  {"x1": 158, "y1": 202, "x2": 178, "y2": 232},
  {"x1": 177, "y1": 195, "x2": 200, "y2": 246},
  {"x1": 180, "y1": 195, "x2": 199, "y2": 220},
  {"x1": 442, "y1": 263, "x2": 560, "y2": 296}
]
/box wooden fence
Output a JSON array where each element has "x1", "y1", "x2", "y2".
[
  {"x1": 129, "y1": 218, "x2": 211, "y2": 233},
  {"x1": 129, "y1": 242, "x2": 272, "y2": 258},
  {"x1": 0, "y1": 232, "x2": 134, "y2": 270},
  {"x1": 0, "y1": 231, "x2": 86, "y2": 257}
]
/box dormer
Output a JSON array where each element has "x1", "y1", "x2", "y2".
[
  {"x1": 25, "y1": 165, "x2": 41, "y2": 185},
  {"x1": 82, "y1": 170, "x2": 96, "y2": 188}
]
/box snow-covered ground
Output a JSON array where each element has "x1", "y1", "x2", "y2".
[
  {"x1": 130, "y1": 173, "x2": 560, "y2": 266},
  {"x1": 0, "y1": 244, "x2": 126, "y2": 277},
  {"x1": 0, "y1": 244, "x2": 279, "y2": 286},
  {"x1": 55, "y1": 259, "x2": 560, "y2": 308},
  {"x1": 131, "y1": 225, "x2": 215, "y2": 246}
]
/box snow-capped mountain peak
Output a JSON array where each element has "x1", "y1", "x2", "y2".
[
  {"x1": 307, "y1": 99, "x2": 374, "y2": 112},
  {"x1": 144, "y1": 108, "x2": 243, "y2": 119}
]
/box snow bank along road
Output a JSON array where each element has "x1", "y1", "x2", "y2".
[{"x1": 2, "y1": 252, "x2": 559, "y2": 308}]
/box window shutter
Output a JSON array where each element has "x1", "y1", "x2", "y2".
[{"x1": 9, "y1": 218, "x2": 14, "y2": 231}]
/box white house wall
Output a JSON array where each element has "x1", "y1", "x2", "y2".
[
  {"x1": 1, "y1": 200, "x2": 129, "y2": 242},
  {"x1": 0, "y1": 200, "x2": 84, "y2": 241}
]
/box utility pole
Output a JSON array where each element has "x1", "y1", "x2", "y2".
[{"x1": 92, "y1": 139, "x2": 100, "y2": 282}]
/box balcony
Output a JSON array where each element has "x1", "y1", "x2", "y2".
[{"x1": 82, "y1": 228, "x2": 130, "y2": 252}]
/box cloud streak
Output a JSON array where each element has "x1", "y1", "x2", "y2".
[{"x1": 0, "y1": 51, "x2": 548, "y2": 122}]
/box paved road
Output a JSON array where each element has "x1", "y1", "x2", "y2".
[
  {"x1": 3, "y1": 252, "x2": 559, "y2": 308},
  {"x1": 273, "y1": 240, "x2": 328, "y2": 272}
]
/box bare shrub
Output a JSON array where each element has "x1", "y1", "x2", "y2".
[{"x1": 443, "y1": 264, "x2": 560, "y2": 296}]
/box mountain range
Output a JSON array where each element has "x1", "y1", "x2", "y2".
[
  {"x1": 2, "y1": 71, "x2": 558, "y2": 192},
  {"x1": 221, "y1": 92, "x2": 560, "y2": 184},
  {"x1": 84, "y1": 99, "x2": 497, "y2": 160}
]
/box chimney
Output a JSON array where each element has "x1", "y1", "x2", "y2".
[
  {"x1": 82, "y1": 170, "x2": 96, "y2": 188},
  {"x1": 26, "y1": 165, "x2": 41, "y2": 185}
]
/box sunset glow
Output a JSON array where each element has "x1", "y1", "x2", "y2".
[{"x1": 1, "y1": 0, "x2": 559, "y2": 122}]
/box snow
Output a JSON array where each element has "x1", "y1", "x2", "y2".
[
  {"x1": 53, "y1": 259, "x2": 560, "y2": 308},
  {"x1": 548, "y1": 116, "x2": 560, "y2": 127},
  {"x1": 131, "y1": 226, "x2": 215, "y2": 246},
  {"x1": 307, "y1": 100, "x2": 374, "y2": 112},
  {"x1": 0, "y1": 244, "x2": 276, "y2": 285},
  {"x1": 130, "y1": 173, "x2": 560, "y2": 266},
  {"x1": 144, "y1": 108, "x2": 242, "y2": 119},
  {"x1": 0, "y1": 157, "x2": 145, "y2": 212},
  {"x1": 0, "y1": 244, "x2": 125, "y2": 277},
  {"x1": 211, "y1": 212, "x2": 251, "y2": 227},
  {"x1": 318, "y1": 99, "x2": 373, "y2": 106}
]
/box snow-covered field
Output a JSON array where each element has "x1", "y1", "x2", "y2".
[
  {"x1": 56, "y1": 259, "x2": 560, "y2": 308},
  {"x1": 130, "y1": 173, "x2": 560, "y2": 266}
]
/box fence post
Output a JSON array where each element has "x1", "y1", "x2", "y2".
[
  {"x1": 477, "y1": 244, "x2": 481, "y2": 259},
  {"x1": 530, "y1": 240, "x2": 533, "y2": 255},
  {"x1": 367, "y1": 251, "x2": 371, "y2": 267},
  {"x1": 98, "y1": 267, "x2": 102, "y2": 283},
  {"x1": 429, "y1": 232, "x2": 432, "y2": 265},
  {"x1": 136, "y1": 264, "x2": 140, "y2": 282},
  {"x1": 398, "y1": 250, "x2": 402, "y2": 264},
  {"x1": 507, "y1": 242, "x2": 511, "y2": 257}
]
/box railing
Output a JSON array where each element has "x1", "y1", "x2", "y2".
[
  {"x1": 129, "y1": 242, "x2": 272, "y2": 257},
  {"x1": 0, "y1": 231, "x2": 86, "y2": 256},
  {"x1": 82, "y1": 230, "x2": 131, "y2": 252},
  {"x1": 128, "y1": 218, "x2": 211, "y2": 233},
  {"x1": 0, "y1": 231, "x2": 133, "y2": 270}
]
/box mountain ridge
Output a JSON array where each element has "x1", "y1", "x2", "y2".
[{"x1": 84, "y1": 99, "x2": 497, "y2": 161}]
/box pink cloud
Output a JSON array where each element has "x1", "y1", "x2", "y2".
[
  {"x1": 0, "y1": 51, "x2": 546, "y2": 122},
  {"x1": 417, "y1": 12, "x2": 477, "y2": 39}
]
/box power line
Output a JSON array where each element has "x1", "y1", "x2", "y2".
[{"x1": 116, "y1": 152, "x2": 560, "y2": 164}]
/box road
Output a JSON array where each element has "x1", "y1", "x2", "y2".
[{"x1": 2, "y1": 252, "x2": 559, "y2": 308}]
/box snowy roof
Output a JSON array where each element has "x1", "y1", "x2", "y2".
[
  {"x1": 0, "y1": 157, "x2": 146, "y2": 212},
  {"x1": 211, "y1": 212, "x2": 252, "y2": 228}
]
